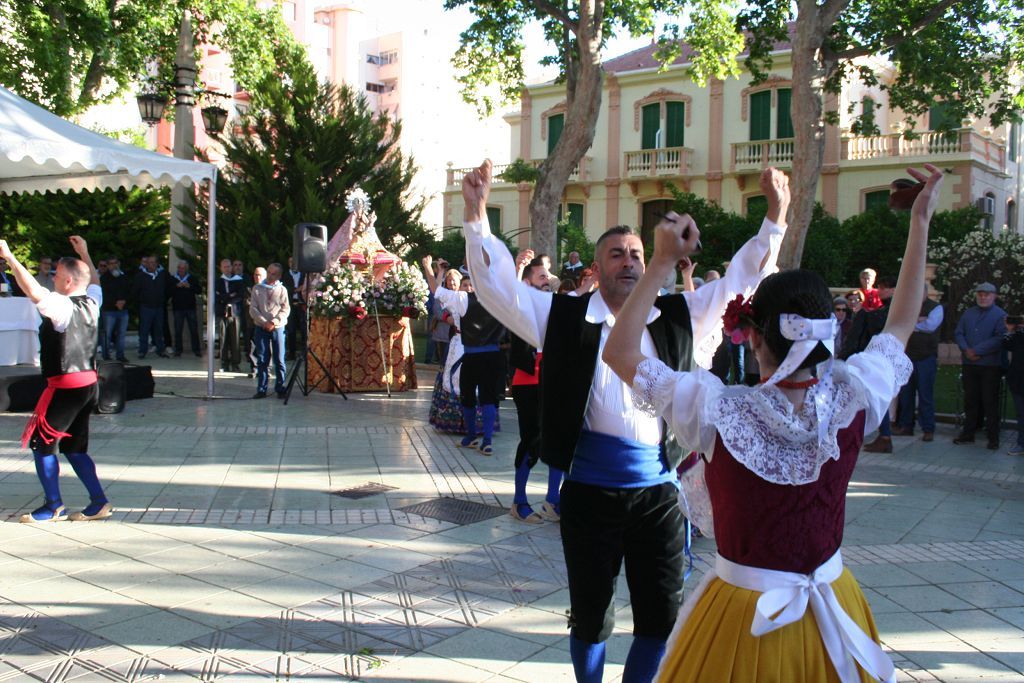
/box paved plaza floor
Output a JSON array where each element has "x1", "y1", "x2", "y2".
[{"x1": 0, "y1": 356, "x2": 1023, "y2": 681}]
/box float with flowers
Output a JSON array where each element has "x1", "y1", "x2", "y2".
[{"x1": 306, "y1": 187, "x2": 429, "y2": 393}]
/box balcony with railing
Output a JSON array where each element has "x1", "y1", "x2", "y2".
[
  {"x1": 730, "y1": 139, "x2": 796, "y2": 172},
  {"x1": 842, "y1": 128, "x2": 1005, "y2": 171},
  {"x1": 623, "y1": 147, "x2": 694, "y2": 178},
  {"x1": 446, "y1": 157, "x2": 591, "y2": 187}
]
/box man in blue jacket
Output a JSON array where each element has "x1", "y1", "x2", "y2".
[{"x1": 954, "y1": 282, "x2": 1007, "y2": 449}]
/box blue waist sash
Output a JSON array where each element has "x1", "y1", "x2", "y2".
[
  {"x1": 568, "y1": 429, "x2": 677, "y2": 489},
  {"x1": 463, "y1": 343, "x2": 500, "y2": 354}
]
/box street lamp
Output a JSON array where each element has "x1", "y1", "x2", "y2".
[
  {"x1": 200, "y1": 105, "x2": 229, "y2": 137},
  {"x1": 136, "y1": 92, "x2": 168, "y2": 125}
]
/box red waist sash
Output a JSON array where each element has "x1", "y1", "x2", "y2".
[{"x1": 21, "y1": 370, "x2": 98, "y2": 448}]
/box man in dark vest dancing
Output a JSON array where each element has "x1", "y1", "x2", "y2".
[
  {"x1": 422, "y1": 256, "x2": 506, "y2": 455},
  {"x1": 0, "y1": 236, "x2": 112, "y2": 523},
  {"x1": 460, "y1": 160, "x2": 789, "y2": 682}
]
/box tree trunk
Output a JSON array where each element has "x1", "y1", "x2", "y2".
[
  {"x1": 528, "y1": 0, "x2": 604, "y2": 256},
  {"x1": 778, "y1": 4, "x2": 829, "y2": 269}
]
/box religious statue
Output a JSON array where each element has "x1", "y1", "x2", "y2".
[{"x1": 325, "y1": 187, "x2": 399, "y2": 281}]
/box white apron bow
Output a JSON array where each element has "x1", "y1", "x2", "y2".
[{"x1": 715, "y1": 550, "x2": 895, "y2": 683}]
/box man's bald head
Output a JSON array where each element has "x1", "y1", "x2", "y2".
[{"x1": 54, "y1": 257, "x2": 90, "y2": 294}]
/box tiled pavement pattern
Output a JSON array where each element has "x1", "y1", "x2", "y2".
[{"x1": 0, "y1": 360, "x2": 1021, "y2": 681}]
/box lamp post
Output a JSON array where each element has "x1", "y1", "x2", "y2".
[
  {"x1": 135, "y1": 12, "x2": 232, "y2": 270},
  {"x1": 168, "y1": 12, "x2": 198, "y2": 273}
]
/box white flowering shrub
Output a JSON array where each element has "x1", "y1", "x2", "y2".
[
  {"x1": 309, "y1": 261, "x2": 428, "y2": 320},
  {"x1": 931, "y1": 230, "x2": 1024, "y2": 316}
]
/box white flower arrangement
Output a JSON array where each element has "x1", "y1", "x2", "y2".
[{"x1": 309, "y1": 260, "x2": 428, "y2": 320}]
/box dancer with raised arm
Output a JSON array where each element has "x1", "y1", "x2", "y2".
[
  {"x1": 461, "y1": 159, "x2": 788, "y2": 682},
  {"x1": 602, "y1": 164, "x2": 944, "y2": 683},
  {"x1": 0, "y1": 236, "x2": 112, "y2": 523}
]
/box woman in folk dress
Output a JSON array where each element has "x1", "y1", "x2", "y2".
[{"x1": 603, "y1": 164, "x2": 944, "y2": 682}]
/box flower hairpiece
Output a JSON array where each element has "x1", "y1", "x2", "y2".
[{"x1": 722, "y1": 294, "x2": 755, "y2": 344}]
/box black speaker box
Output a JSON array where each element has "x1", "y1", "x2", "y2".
[
  {"x1": 124, "y1": 364, "x2": 155, "y2": 401},
  {"x1": 96, "y1": 361, "x2": 126, "y2": 414},
  {"x1": 293, "y1": 223, "x2": 328, "y2": 273}
]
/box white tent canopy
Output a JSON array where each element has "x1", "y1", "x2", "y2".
[{"x1": 0, "y1": 85, "x2": 220, "y2": 397}]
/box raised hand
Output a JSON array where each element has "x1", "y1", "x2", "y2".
[
  {"x1": 462, "y1": 160, "x2": 493, "y2": 224},
  {"x1": 0, "y1": 239, "x2": 12, "y2": 261},
  {"x1": 69, "y1": 235, "x2": 89, "y2": 257},
  {"x1": 421, "y1": 255, "x2": 433, "y2": 271},
  {"x1": 907, "y1": 163, "x2": 944, "y2": 224},
  {"x1": 678, "y1": 257, "x2": 696, "y2": 278},
  {"x1": 652, "y1": 212, "x2": 700, "y2": 265},
  {"x1": 515, "y1": 248, "x2": 535, "y2": 272},
  {"x1": 760, "y1": 167, "x2": 790, "y2": 226}
]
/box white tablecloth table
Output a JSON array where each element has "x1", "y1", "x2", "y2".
[{"x1": 0, "y1": 297, "x2": 40, "y2": 366}]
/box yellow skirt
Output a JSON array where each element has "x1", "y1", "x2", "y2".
[{"x1": 657, "y1": 568, "x2": 880, "y2": 682}]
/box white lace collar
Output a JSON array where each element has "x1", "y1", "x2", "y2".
[{"x1": 706, "y1": 371, "x2": 862, "y2": 486}]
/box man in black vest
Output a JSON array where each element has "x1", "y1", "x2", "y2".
[
  {"x1": 283, "y1": 256, "x2": 307, "y2": 361},
  {"x1": 131, "y1": 256, "x2": 169, "y2": 359},
  {"x1": 169, "y1": 260, "x2": 202, "y2": 357},
  {"x1": 422, "y1": 255, "x2": 506, "y2": 455},
  {"x1": 892, "y1": 285, "x2": 943, "y2": 441},
  {"x1": 214, "y1": 258, "x2": 244, "y2": 372},
  {"x1": 0, "y1": 236, "x2": 112, "y2": 523},
  {"x1": 461, "y1": 160, "x2": 788, "y2": 682}
]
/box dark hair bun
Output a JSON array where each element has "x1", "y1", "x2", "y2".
[{"x1": 750, "y1": 270, "x2": 833, "y2": 371}]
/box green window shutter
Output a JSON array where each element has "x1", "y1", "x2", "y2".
[
  {"x1": 567, "y1": 203, "x2": 584, "y2": 228},
  {"x1": 861, "y1": 97, "x2": 876, "y2": 132},
  {"x1": 666, "y1": 101, "x2": 685, "y2": 147},
  {"x1": 749, "y1": 91, "x2": 771, "y2": 141},
  {"x1": 746, "y1": 195, "x2": 768, "y2": 218},
  {"x1": 776, "y1": 88, "x2": 793, "y2": 139},
  {"x1": 1010, "y1": 122, "x2": 1019, "y2": 158},
  {"x1": 928, "y1": 102, "x2": 956, "y2": 131},
  {"x1": 641, "y1": 103, "x2": 660, "y2": 149},
  {"x1": 486, "y1": 206, "x2": 502, "y2": 232},
  {"x1": 864, "y1": 190, "x2": 890, "y2": 212},
  {"x1": 548, "y1": 114, "x2": 564, "y2": 155}
]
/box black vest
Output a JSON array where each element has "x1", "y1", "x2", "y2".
[
  {"x1": 460, "y1": 293, "x2": 505, "y2": 348},
  {"x1": 509, "y1": 333, "x2": 537, "y2": 375},
  {"x1": 539, "y1": 292, "x2": 693, "y2": 473},
  {"x1": 39, "y1": 294, "x2": 98, "y2": 378},
  {"x1": 905, "y1": 299, "x2": 941, "y2": 361}
]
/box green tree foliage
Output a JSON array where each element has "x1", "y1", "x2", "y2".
[
  {"x1": 498, "y1": 158, "x2": 540, "y2": 184},
  {"x1": 0, "y1": 187, "x2": 170, "y2": 268},
  {"x1": 707, "y1": 0, "x2": 1024, "y2": 266},
  {"x1": 0, "y1": 0, "x2": 297, "y2": 117},
  {"x1": 181, "y1": 57, "x2": 431, "y2": 276},
  {"x1": 667, "y1": 182, "x2": 982, "y2": 289}
]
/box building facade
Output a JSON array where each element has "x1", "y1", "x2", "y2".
[{"x1": 442, "y1": 44, "x2": 1022, "y2": 248}]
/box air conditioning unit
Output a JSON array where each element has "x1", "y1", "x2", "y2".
[{"x1": 976, "y1": 196, "x2": 996, "y2": 215}]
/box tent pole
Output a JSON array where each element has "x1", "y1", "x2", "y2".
[{"x1": 206, "y1": 171, "x2": 218, "y2": 399}]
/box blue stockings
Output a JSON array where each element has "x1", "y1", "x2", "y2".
[
  {"x1": 622, "y1": 635, "x2": 667, "y2": 683},
  {"x1": 570, "y1": 635, "x2": 606, "y2": 683},
  {"x1": 33, "y1": 451, "x2": 106, "y2": 509}
]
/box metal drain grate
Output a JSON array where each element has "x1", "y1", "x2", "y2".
[
  {"x1": 331, "y1": 482, "x2": 398, "y2": 499},
  {"x1": 397, "y1": 497, "x2": 506, "y2": 525}
]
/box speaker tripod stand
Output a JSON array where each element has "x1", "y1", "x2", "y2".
[{"x1": 283, "y1": 303, "x2": 347, "y2": 403}]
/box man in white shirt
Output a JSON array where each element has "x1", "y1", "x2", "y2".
[
  {"x1": 460, "y1": 159, "x2": 788, "y2": 682},
  {"x1": 0, "y1": 236, "x2": 112, "y2": 523}
]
